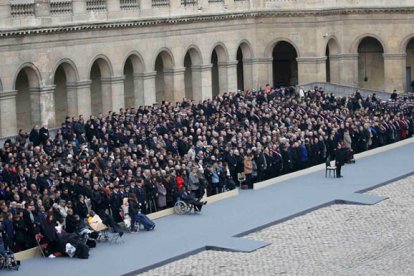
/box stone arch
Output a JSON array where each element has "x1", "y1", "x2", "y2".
[
  {"x1": 211, "y1": 42, "x2": 229, "y2": 63},
  {"x1": 325, "y1": 37, "x2": 341, "y2": 83},
  {"x1": 400, "y1": 34, "x2": 414, "y2": 91},
  {"x1": 154, "y1": 48, "x2": 175, "y2": 103},
  {"x1": 351, "y1": 33, "x2": 387, "y2": 54},
  {"x1": 123, "y1": 51, "x2": 146, "y2": 108},
  {"x1": 211, "y1": 42, "x2": 230, "y2": 96},
  {"x1": 14, "y1": 64, "x2": 42, "y2": 132},
  {"x1": 236, "y1": 40, "x2": 254, "y2": 91},
  {"x1": 52, "y1": 59, "x2": 79, "y2": 126},
  {"x1": 184, "y1": 45, "x2": 203, "y2": 66},
  {"x1": 51, "y1": 58, "x2": 79, "y2": 84},
  {"x1": 13, "y1": 63, "x2": 41, "y2": 90},
  {"x1": 271, "y1": 40, "x2": 299, "y2": 87},
  {"x1": 153, "y1": 47, "x2": 175, "y2": 70},
  {"x1": 265, "y1": 38, "x2": 301, "y2": 58},
  {"x1": 90, "y1": 55, "x2": 113, "y2": 115},
  {"x1": 236, "y1": 39, "x2": 254, "y2": 60},
  {"x1": 184, "y1": 46, "x2": 203, "y2": 100},
  {"x1": 357, "y1": 36, "x2": 385, "y2": 90}
]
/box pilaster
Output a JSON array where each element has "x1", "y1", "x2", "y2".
[
  {"x1": 100, "y1": 77, "x2": 115, "y2": 114},
  {"x1": 335, "y1": 54, "x2": 358, "y2": 87},
  {"x1": 0, "y1": 90, "x2": 18, "y2": 136},
  {"x1": 140, "y1": 71, "x2": 157, "y2": 106},
  {"x1": 383, "y1": 53, "x2": 406, "y2": 93},
  {"x1": 296, "y1": 57, "x2": 327, "y2": 84},
  {"x1": 109, "y1": 76, "x2": 126, "y2": 112},
  {"x1": 30, "y1": 86, "x2": 56, "y2": 128},
  {"x1": 243, "y1": 58, "x2": 254, "y2": 90},
  {"x1": 68, "y1": 80, "x2": 92, "y2": 118},
  {"x1": 223, "y1": 60, "x2": 238, "y2": 93},
  {"x1": 164, "y1": 68, "x2": 186, "y2": 103},
  {"x1": 251, "y1": 58, "x2": 272, "y2": 89},
  {"x1": 191, "y1": 64, "x2": 213, "y2": 101}
]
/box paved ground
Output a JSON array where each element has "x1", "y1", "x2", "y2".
[{"x1": 142, "y1": 175, "x2": 414, "y2": 276}]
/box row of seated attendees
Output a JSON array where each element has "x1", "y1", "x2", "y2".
[{"x1": 0, "y1": 86, "x2": 413, "y2": 258}]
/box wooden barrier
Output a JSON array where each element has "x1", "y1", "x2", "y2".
[{"x1": 14, "y1": 247, "x2": 42, "y2": 261}]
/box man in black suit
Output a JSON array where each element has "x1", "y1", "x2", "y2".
[{"x1": 335, "y1": 143, "x2": 346, "y2": 178}]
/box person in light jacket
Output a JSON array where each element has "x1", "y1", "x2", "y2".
[
  {"x1": 155, "y1": 178, "x2": 167, "y2": 210},
  {"x1": 244, "y1": 152, "x2": 254, "y2": 189}
]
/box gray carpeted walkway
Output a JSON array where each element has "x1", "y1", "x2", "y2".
[{"x1": 4, "y1": 139, "x2": 414, "y2": 276}]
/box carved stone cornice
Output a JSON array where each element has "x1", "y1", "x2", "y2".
[
  {"x1": 0, "y1": 90, "x2": 18, "y2": 100},
  {"x1": 1, "y1": 7, "x2": 414, "y2": 37},
  {"x1": 296, "y1": 56, "x2": 327, "y2": 64},
  {"x1": 382, "y1": 53, "x2": 407, "y2": 59},
  {"x1": 191, "y1": 64, "x2": 213, "y2": 70}
]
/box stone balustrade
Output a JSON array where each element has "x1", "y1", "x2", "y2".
[{"x1": 0, "y1": 0, "x2": 413, "y2": 30}]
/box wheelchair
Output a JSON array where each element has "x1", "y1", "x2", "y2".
[
  {"x1": 174, "y1": 200, "x2": 197, "y2": 215},
  {"x1": 0, "y1": 251, "x2": 20, "y2": 271}
]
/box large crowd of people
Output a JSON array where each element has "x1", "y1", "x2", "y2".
[{"x1": 0, "y1": 85, "x2": 413, "y2": 257}]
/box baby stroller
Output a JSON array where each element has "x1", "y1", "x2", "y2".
[{"x1": 0, "y1": 248, "x2": 20, "y2": 271}]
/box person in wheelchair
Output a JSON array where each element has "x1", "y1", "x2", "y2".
[
  {"x1": 178, "y1": 186, "x2": 206, "y2": 212},
  {"x1": 0, "y1": 217, "x2": 20, "y2": 270}
]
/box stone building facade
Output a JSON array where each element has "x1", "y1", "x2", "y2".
[{"x1": 1, "y1": 0, "x2": 414, "y2": 136}]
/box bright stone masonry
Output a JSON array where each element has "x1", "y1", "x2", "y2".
[{"x1": 2, "y1": 0, "x2": 414, "y2": 136}]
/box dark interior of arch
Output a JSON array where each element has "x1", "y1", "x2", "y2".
[{"x1": 272, "y1": 41, "x2": 298, "y2": 87}]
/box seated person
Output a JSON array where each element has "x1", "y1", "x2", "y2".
[
  {"x1": 0, "y1": 216, "x2": 7, "y2": 255},
  {"x1": 128, "y1": 194, "x2": 155, "y2": 232},
  {"x1": 88, "y1": 211, "x2": 123, "y2": 237},
  {"x1": 178, "y1": 186, "x2": 206, "y2": 212}
]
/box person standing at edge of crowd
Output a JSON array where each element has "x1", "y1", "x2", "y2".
[{"x1": 335, "y1": 143, "x2": 346, "y2": 178}]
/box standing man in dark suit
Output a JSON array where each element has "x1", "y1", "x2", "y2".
[{"x1": 335, "y1": 143, "x2": 346, "y2": 178}]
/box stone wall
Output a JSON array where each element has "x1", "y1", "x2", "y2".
[{"x1": 0, "y1": 3, "x2": 414, "y2": 135}]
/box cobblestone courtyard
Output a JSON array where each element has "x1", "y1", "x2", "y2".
[{"x1": 142, "y1": 175, "x2": 414, "y2": 276}]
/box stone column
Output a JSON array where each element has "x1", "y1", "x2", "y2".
[
  {"x1": 243, "y1": 58, "x2": 254, "y2": 90},
  {"x1": 100, "y1": 77, "x2": 113, "y2": 114},
  {"x1": 164, "y1": 68, "x2": 186, "y2": 103},
  {"x1": 383, "y1": 53, "x2": 406, "y2": 93},
  {"x1": 251, "y1": 58, "x2": 272, "y2": 89},
  {"x1": 296, "y1": 57, "x2": 327, "y2": 84},
  {"x1": 110, "y1": 76, "x2": 126, "y2": 112},
  {"x1": 30, "y1": 86, "x2": 56, "y2": 128},
  {"x1": 328, "y1": 54, "x2": 341, "y2": 84},
  {"x1": 217, "y1": 62, "x2": 229, "y2": 94},
  {"x1": 72, "y1": 80, "x2": 92, "y2": 118},
  {"x1": 191, "y1": 64, "x2": 213, "y2": 101},
  {"x1": 338, "y1": 54, "x2": 358, "y2": 87},
  {"x1": 225, "y1": 60, "x2": 239, "y2": 93},
  {"x1": 0, "y1": 90, "x2": 18, "y2": 136},
  {"x1": 141, "y1": 71, "x2": 157, "y2": 106},
  {"x1": 66, "y1": 82, "x2": 79, "y2": 117},
  {"x1": 133, "y1": 73, "x2": 145, "y2": 107}
]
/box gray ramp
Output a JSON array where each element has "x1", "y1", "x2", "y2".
[{"x1": 336, "y1": 193, "x2": 388, "y2": 205}]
